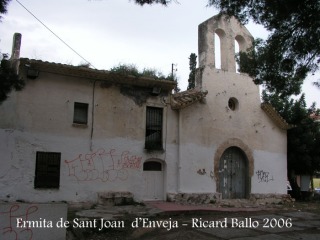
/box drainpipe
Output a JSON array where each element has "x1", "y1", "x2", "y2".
[
  {"x1": 90, "y1": 80, "x2": 97, "y2": 151},
  {"x1": 177, "y1": 109, "x2": 182, "y2": 193}
]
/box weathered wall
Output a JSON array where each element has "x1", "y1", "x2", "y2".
[
  {"x1": 175, "y1": 15, "x2": 288, "y2": 198},
  {"x1": 0, "y1": 14, "x2": 288, "y2": 205},
  {"x1": 0, "y1": 203, "x2": 67, "y2": 240},
  {"x1": 0, "y1": 68, "x2": 179, "y2": 203}
]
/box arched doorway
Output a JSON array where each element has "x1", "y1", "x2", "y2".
[
  {"x1": 219, "y1": 147, "x2": 248, "y2": 199},
  {"x1": 143, "y1": 160, "x2": 164, "y2": 200}
]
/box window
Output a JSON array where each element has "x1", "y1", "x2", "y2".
[
  {"x1": 34, "y1": 152, "x2": 61, "y2": 189},
  {"x1": 228, "y1": 97, "x2": 239, "y2": 111},
  {"x1": 145, "y1": 107, "x2": 163, "y2": 150},
  {"x1": 73, "y1": 102, "x2": 88, "y2": 125},
  {"x1": 143, "y1": 161, "x2": 162, "y2": 171}
]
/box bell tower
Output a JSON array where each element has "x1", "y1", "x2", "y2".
[{"x1": 198, "y1": 15, "x2": 253, "y2": 73}]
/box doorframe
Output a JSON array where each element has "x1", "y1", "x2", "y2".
[
  {"x1": 142, "y1": 158, "x2": 166, "y2": 201},
  {"x1": 214, "y1": 138, "x2": 254, "y2": 198}
]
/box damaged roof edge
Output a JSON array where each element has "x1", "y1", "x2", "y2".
[
  {"x1": 171, "y1": 88, "x2": 208, "y2": 110},
  {"x1": 261, "y1": 103, "x2": 294, "y2": 130},
  {"x1": 19, "y1": 58, "x2": 176, "y2": 91}
]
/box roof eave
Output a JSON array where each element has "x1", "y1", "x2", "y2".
[
  {"x1": 261, "y1": 103, "x2": 293, "y2": 130},
  {"x1": 19, "y1": 58, "x2": 176, "y2": 91}
]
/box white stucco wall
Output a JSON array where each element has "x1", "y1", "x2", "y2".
[
  {"x1": 178, "y1": 143, "x2": 217, "y2": 193},
  {"x1": 175, "y1": 15, "x2": 288, "y2": 197},
  {"x1": 0, "y1": 68, "x2": 179, "y2": 203},
  {"x1": 252, "y1": 150, "x2": 287, "y2": 194},
  {"x1": 0, "y1": 15, "x2": 288, "y2": 204}
]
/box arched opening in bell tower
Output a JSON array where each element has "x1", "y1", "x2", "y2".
[
  {"x1": 215, "y1": 29, "x2": 226, "y2": 70},
  {"x1": 235, "y1": 35, "x2": 248, "y2": 74}
]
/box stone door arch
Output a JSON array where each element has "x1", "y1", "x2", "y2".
[
  {"x1": 219, "y1": 147, "x2": 247, "y2": 198},
  {"x1": 214, "y1": 138, "x2": 254, "y2": 199}
]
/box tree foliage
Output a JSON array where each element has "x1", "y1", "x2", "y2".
[
  {"x1": 133, "y1": 0, "x2": 172, "y2": 6},
  {"x1": 134, "y1": 0, "x2": 320, "y2": 96},
  {"x1": 0, "y1": 0, "x2": 25, "y2": 104},
  {"x1": 0, "y1": 0, "x2": 10, "y2": 20},
  {"x1": 109, "y1": 63, "x2": 175, "y2": 81},
  {"x1": 209, "y1": 0, "x2": 320, "y2": 96},
  {"x1": 187, "y1": 53, "x2": 197, "y2": 90},
  {"x1": 262, "y1": 92, "x2": 320, "y2": 177},
  {"x1": 0, "y1": 54, "x2": 25, "y2": 103}
]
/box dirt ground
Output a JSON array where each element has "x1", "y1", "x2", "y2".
[{"x1": 66, "y1": 200, "x2": 320, "y2": 240}]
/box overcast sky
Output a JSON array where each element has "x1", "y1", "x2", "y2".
[{"x1": 0, "y1": 0, "x2": 318, "y2": 106}]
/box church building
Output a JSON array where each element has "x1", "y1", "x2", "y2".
[{"x1": 0, "y1": 15, "x2": 290, "y2": 205}]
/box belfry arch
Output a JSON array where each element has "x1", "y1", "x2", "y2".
[
  {"x1": 198, "y1": 15, "x2": 254, "y2": 73},
  {"x1": 214, "y1": 28, "x2": 226, "y2": 69}
]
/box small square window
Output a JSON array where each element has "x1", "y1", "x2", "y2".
[
  {"x1": 73, "y1": 102, "x2": 88, "y2": 124},
  {"x1": 34, "y1": 152, "x2": 61, "y2": 189},
  {"x1": 145, "y1": 107, "x2": 163, "y2": 150}
]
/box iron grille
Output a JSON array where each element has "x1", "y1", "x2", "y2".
[
  {"x1": 145, "y1": 107, "x2": 163, "y2": 150},
  {"x1": 34, "y1": 152, "x2": 61, "y2": 188}
]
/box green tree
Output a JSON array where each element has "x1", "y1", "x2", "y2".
[
  {"x1": 0, "y1": 54, "x2": 25, "y2": 103},
  {"x1": 1, "y1": 0, "x2": 24, "y2": 104},
  {"x1": 134, "y1": 0, "x2": 320, "y2": 96},
  {"x1": 187, "y1": 53, "x2": 197, "y2": 90},
  {"x1": 133, "y1": 0, "x2": 172, "y2": 6},
  {"x1": 0, "y1": 0, "x2": 10, "y2": 21},
  {"x1": 263, "y1": 92, "x2": 320, "y2": 197},
  {"x1": 209, "y1": 0, "x2": 320, "y2": 97}
]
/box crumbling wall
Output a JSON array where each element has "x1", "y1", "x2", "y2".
[{"x1": 167, "y1": 192, "x2": 221, "y2": 204}]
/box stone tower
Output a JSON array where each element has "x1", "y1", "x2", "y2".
[{"x1": 198, "y1": 15, "x2": 253, "y2": 73}]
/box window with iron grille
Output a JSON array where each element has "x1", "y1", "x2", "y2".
[
  {"x1": 73, "y1": 102, "x2": 88, "y2": 124},
  {"x1": 145, "y1": 107, "x2": 163, "y2": 150},
  {"x1": 34, "y1": 152, "x2": 61, "y2": 189}
]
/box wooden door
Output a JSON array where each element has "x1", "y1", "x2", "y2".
[
  {"x1": 219, "y1": 147, "x2": 247, "y2": 199},
  {"x1": 143, "y1": 161, "x2": 164, "y2": 200}
]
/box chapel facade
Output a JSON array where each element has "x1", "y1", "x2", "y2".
[{"x1": 0, "y1": 15, "x2": 290, "y2": 205}]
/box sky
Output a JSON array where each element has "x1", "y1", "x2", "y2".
[{"x1": 0, "y1": 0, "x2": 319, "y2": 107}]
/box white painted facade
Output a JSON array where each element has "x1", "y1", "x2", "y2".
[{"x1": 0, "y1": 15, "x2": 289, "y2": 204}]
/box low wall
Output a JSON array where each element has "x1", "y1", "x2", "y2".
[
  {"x1": 167, "y1": 192, "x2": 221, "y2": 204},
  {"x1": 166, "y1": 192, "x2": 293, "y2": 205},
  {"x1": 0, "y1": 202, "x2": 67, "y2": 240}
]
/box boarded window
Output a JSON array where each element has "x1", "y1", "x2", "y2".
[
  {"x1": 73, "y1": 102, "x2": 88, "y2": 124},
  {"x1": 143, "y1": 161, "x2": 162, "y2": 171},
  {"x1": 34, "y1": 152, "x2": 61, "y2": 189},
  {"x1": 145, "y1": 107, "x2": 163, "y2": 150}
]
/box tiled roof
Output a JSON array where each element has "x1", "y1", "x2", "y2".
[
  {"x1": 310, "y1": 113, "x2": 320, "y2": 121},
  {"x1": 261, "y1": 103, "x2": 293, "y2": 130},
  {"x1": 171, "y1": 88, "x2": 208, "y2": 110},
  {"x1": 19, "y1": 58, "x2": 176, "y2": 91}
]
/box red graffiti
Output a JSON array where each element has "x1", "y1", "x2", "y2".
[
  {"x1": 64, "y1": 148, "x2": 142, "y2": 182},
  {"x1": 0, "y1": 204, "x2": 38, "y2": 240}
]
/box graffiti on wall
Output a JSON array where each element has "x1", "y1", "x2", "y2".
[
  {"x1": 256, "y1": 170, "x2": 274, "y2": 183},
  {"x1": 196, "y1": 168, "x2": 215, "y2": 182},
  {"x1": 65, "y1": 148, "x2": 142, "y2": 182},
  {"x1": 197, "y1": 169, "x2": 206, "y2": 175},
  {"x1": 0, "y1": 204, "x2": 38, "y2": 240}
]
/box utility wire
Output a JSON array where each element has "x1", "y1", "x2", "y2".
[{"x1": 15, "y1": 0, "x2": 97, "y2": 69}]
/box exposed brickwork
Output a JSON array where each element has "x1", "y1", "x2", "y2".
[
  {"x1": 98, "y1": 191, "x2": 134, "y2": 206},
  {"x1": 250, "y1": 193, "x2": 294, "y2": 205},
  {"x1": 166, "y1": 192, "x2": 293, "y2": 206},
  {"x1": 167, "y1": 192, "x2": 221, "y2": 204}
]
